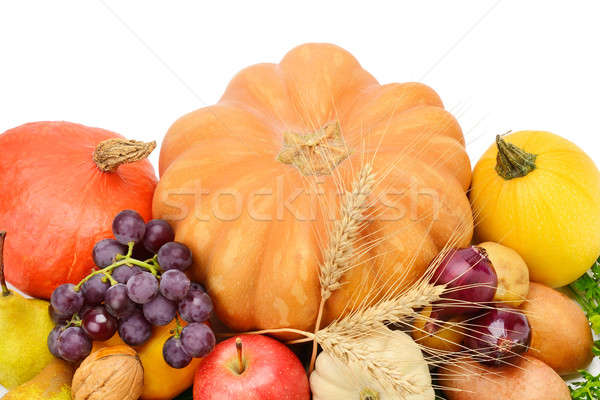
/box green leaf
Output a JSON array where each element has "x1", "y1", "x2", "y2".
[
  {"x1": 569, "y1": 257, "x2": 600, "y2": 334},
  {"x1": 570, "y1": 370, "x2": 600, "y2": 399},
  {"x1": 590, "y1": 315, "x2": 600, "y2": 335},
  {"x1": 593, "y1": 340, "x2": 600, "y2": 357}
]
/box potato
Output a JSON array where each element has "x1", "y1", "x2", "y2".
[
  {"x1": 441, "y1": 356, "x2": 570, "y2": 400},
  {"x1": 522, "y1": 282, "x2": 593, "y2": 374},
  {"x1": 477, "y1": 241, "x2": 529, "y2": 306},
  {"x1": 412, "y1": 306, "x2": 465, "y2": 352}
]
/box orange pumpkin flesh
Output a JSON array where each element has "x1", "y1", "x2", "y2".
[
  {"x1": 0, "y1": 121, "x2": 157, "y2": 299},
  {"x1": 154, "y1": 43, "x2": 473, "y2": 333}
]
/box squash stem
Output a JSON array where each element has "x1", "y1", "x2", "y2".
[
  {"x1": 495, "y1": 134, "x2": 537, "y2": 180},
  {"x1": 277, "y1": 121, "x2": 350, "y2": 176},
  {"x1": 0, "y1": 231, "x2": 11, "y2": 297},
  {"x1": 93, "y1": 138, "x2": 156, "y2": 172}
]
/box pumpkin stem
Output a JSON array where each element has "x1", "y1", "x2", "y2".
[
  {"x1": 495, "y1": 134, "x2": 537, "y2": 180},
  {"x1": 360, "y1": 388, "x2": 380, "y2": 400},
  {"x1": 277, "y1": 121, "x2": 351, "y2": 176},
  {"x1": 0, "y1": 231, "x2": 11, "y2": 297},
  {"x1": 93, "y1": 138, "x2": 156, "y2": 172}
]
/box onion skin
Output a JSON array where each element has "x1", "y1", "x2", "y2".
[
  {"x1": 431, "y1": 246, "x2": 497, "y2": 316},
  {"x1": 464, "y1": 307, "x2": 531, "y2": 366}
]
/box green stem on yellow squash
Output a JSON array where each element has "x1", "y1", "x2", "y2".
[{"x1": 495, "y1": 134, "x2": 537, "y2": 180}]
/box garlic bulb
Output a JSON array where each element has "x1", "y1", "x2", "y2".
[{"x1": 310, "y1": 328, "x2": 434, "y2": 400}]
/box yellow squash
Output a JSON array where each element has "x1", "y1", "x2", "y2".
[{"x1": 471, "y1": 131, "x2": 600, "y2": 287}]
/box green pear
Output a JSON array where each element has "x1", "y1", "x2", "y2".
[
  {"x1": 2, "y1": 358, "x2": 73, "y2": 400},
  {"x1": 0, "y1": 231, "x2": 55, "y2": 389}
]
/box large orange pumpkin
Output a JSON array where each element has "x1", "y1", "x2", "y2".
[
  {"x1": 154, "y1": 43, "x2": 473, "y2": 333},
  {"x1": 0, "y1": 121, "x2": 157, "y2": 298}
]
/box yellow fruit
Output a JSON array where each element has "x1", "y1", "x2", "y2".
[
  {"x1": 137, "y1": 321, "x2": 203, "y2": 400},
  {"x1": 2, "y1": 358, "x2": 73, "y2": 400},
  {"x1": 0, "y1": 232, "x2": 55, "y2": 389},
  {"x1": 92, "y1": 320, "x2": 203, "y2": 400},
  {"x1": 471, "y1": 131, "x2": 600, "y2": 287},
  {"x1": 412, "y1": 306, "x2": 465, "y2": 352}
]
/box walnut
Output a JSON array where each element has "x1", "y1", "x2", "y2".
[{"x1": 71, "y1": 345, "x2": 144, "y2": 400}]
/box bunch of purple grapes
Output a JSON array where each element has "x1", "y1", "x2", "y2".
[{"x1": 47, "y1": 210, "x2": 216, "y2": 368}]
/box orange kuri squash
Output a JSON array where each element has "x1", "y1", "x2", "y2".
[
  {"x1": 154, "y1": 43, "x2": 473, "y2": 333},
  {"x1": 0, "y1": 121, "x2": 157, "y2": 298}
]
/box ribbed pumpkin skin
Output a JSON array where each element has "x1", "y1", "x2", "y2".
[
  {"x1": 0, "y1": 121, "x2": 157, "y2": 298},
  {"x1": 154, "y1": 43, "x2": 473, "y2": 333}
]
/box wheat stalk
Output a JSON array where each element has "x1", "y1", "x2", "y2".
[
  {"x1": 317, "y1": 325, "x2": 426, "y2": 396},
  {"x1": 319, "y1": 162, "x2": 376, "y2": 301},
  {"x1": 308, "y1": 163, "x2": 377, "y2": 371},
  {"x1": 319, "y1": 281, "x2": 445, "y2": 338},
  {"x1": 312, "y1": 282, "x2": 444, "y2": 394}
]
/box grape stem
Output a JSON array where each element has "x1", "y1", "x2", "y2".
[
  {"x1": 102, "y1": 271, "x2": 118, "y2": 286},
  {"x1": 65, "y1": 313, "x2": 82, "y2": 329},
  {"x1": 75, "y1": 241, "x2": 161, "y2": 291},
  {"x1": 0, "y1": 231, "x2": 11, "y2": 297},
  {"x1": 173, "y1": 315, "x2": 183, "y2": 338}
]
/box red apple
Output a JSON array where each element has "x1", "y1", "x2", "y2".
[{"x1": 193, "y1": 334, "x2": 310, "y2": 400}]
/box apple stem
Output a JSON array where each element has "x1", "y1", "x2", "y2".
[
  {"x1": 0, "y1": 231, "x2": 11, "y2": 297},
  {"x1": 236, "y1": 337, "x2": 245, "y2": 374}
]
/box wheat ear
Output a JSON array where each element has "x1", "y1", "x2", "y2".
[
  {"x1": 317, "y1": 323, "x2": 426, "y2": 396},
  {"x1": 320, "y1": 163, "x2": 375, "y2": 299},
  {"x1": 309, "y1": 163, "x2": 376, "y2": 372},
  {"x1": 319, "y1": 281, "x2": 444, "y2": 338},
  {"x1": 312, "y1": 280, "x2": 444, "y2": 394}
]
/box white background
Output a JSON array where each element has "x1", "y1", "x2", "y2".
[{"x1": 1, "y1": 0, "x2": 599, "y2": 395}]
